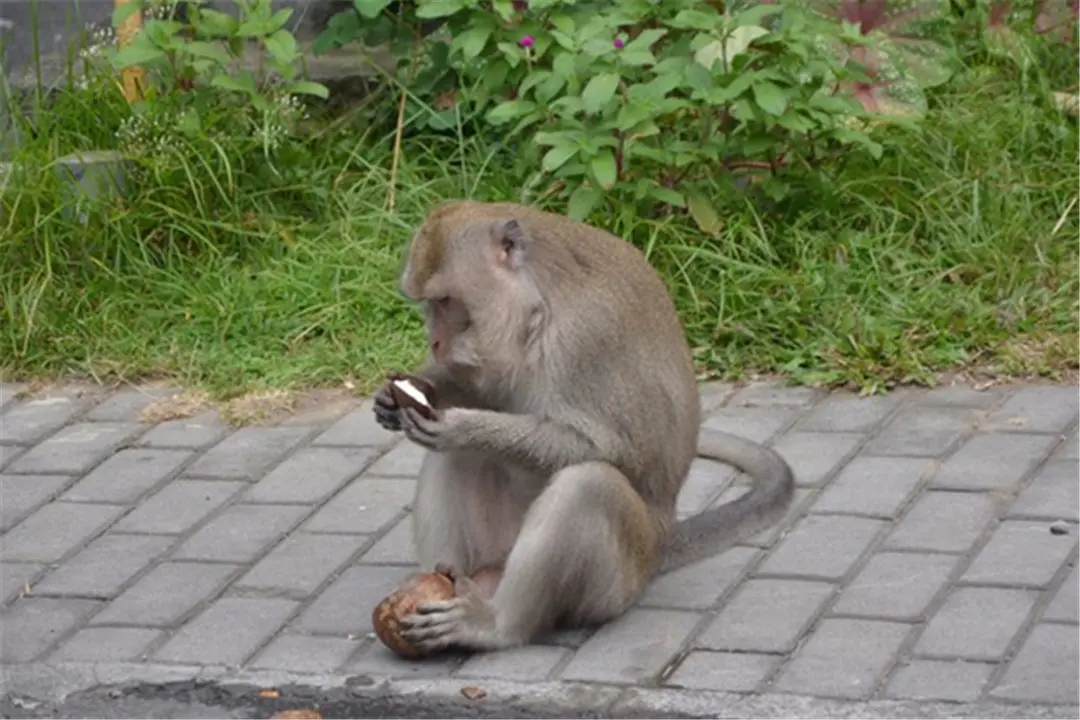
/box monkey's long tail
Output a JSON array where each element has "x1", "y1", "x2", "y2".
[{"x1": 658, "y1": 428, "x2": 795, "y2": 575}]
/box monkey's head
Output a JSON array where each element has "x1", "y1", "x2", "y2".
[{"x1": 399, "y1": 202, "x2": 545, "y2": 376}]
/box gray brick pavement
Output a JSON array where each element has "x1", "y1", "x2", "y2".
[{"x1": 0, "y1": 379, "x2": 1077, "y2": 712}]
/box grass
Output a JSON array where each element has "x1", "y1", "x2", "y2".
[{"x1": 1, "y1": 46, "x2": 1077, "y2": 400}]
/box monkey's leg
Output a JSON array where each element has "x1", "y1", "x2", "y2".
[
  {"x1": 412, "y1": 451, "x2": 527, "y2": 579},
  {"x1": 402, "y1": 461, "x2": 660, "y2": 652}
]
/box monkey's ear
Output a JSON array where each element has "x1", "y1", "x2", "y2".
[{"x1": 494, "y1": 218, "x2": 527, "y2": 269}]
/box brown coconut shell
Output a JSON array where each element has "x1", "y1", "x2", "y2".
[
  {"x1": 371, "y1": 571, "x2": 456, "y2": 658},
  {"x1": 386, "y1": 372, "x2": 438, "y2": 420}
]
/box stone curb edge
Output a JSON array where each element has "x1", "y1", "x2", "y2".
[{"x1": 3, "y1": 662, "x2": 1078, "y2": 719}]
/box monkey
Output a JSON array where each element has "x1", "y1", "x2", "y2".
[{"x1": 371, "y1": 200, "x2": 794, "y2": 654}]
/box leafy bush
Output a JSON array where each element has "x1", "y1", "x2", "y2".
[{"x1": 314, "y1": 0, "x2": 955, "y2": 226}]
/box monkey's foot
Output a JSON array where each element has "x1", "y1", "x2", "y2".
[{"x1": 399, "y1": 574, "x2": 512, "y2": 653}]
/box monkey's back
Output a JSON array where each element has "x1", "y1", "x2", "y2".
[{"x1": 489, "y1": 202, "x2": 702, "y2": 507}]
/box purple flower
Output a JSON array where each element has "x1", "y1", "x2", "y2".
[
  {"x1": 519, "y1": 35, "x2": 535, "y2": 48},
  {"x1": 614, "y1": 36, "x2": 625, "y2": 49},
  {"x1": 512, "y1": 0, "x2": 527, "y2": 11}
]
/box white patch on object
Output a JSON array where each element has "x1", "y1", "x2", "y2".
[{"x1": 393, "y1": 378, "x2": 431, "y2": 408}]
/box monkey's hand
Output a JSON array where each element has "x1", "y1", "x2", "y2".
[
  {"x1": 398, "y1": 405, "x2": 461, "y2": 451},
  {"x1": 372, "y1": 382, "x2": 402, "y2": 432},
  {"x1": 399, "y1": 566, "x2": 504, "y2": 653}
]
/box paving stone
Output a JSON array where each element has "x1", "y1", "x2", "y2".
[
  {"x1": 62, "y1": 449, "x2": 193, "y2": 504},
  {"x1": 885, "y1": 659, "x2": 993, "y2": 702},
  {"x1": 699, "y1": 382, "x2": 736, "y2": 413},
  {"x1": 345, "y1": 642, "x2": 462, "y2": 678},
  {"x1": 237, "y1": 532, "x2": 367, "y2": 596},
  {"x1": 772, "y1": 618, "x2": 911, "y2": 699},
  {"x1": 991, "y1": 623, "x2": 1080, "y2": 704},
  {"x1": 931, "y1": 433, "x2": 1058, "y2": 491},
  {"x1": 365, "y1": 442, "x2": 426, "y2": 477},
  {"x1": 303, "y1": 477, "x2": 415, "y2": 534},
  {"x1": 293, "y1": 565, "x2": 415, "y2": 635},
  {"x1": 962, "y1": 520, "x2": 1077, "y2": 588},
  {"x1": 639, "y1": 546, "x2": 758, "y2": 610},
  {"x1": 919, "y1": 385, "x2": 1006, "y2": 408},
  {"x1": 457, "y1": 645, "x2": 569, "y2": 681},
  {"x1": 863, "y1": 407, "x2": 975, "y2": 457},
  {"x1": 0, "y1": 562, "x2": 43, "y2": 604},
  {"x1": 702, "y1": 406, "x2": 799, "y2": 444},
  {"x1": 676, "y1": 458, "x2": 738, "y2": 519},
  {"x1": 136, "y1": 412, "x2": 229, "y2": 448},
  {"x1": 1043, "y1": 566, "x2": 1078, "y2": 623},
  {"x1": 183, "y1": 426, "x2": 312, "y2": 479},
  {"x1": 0, "y1": 597, "x2": 102, "y2": 662},
  {"x1": 1009, "y1": 461, "x2": 1080, "y2": 522},
  {"x1": 0, "y1": 395, "x2": 84, "y2": 444},
  {"x1": 0, "y1": 474, "x2": 76, "y2": 532},
  {"x1": 87, "y1": 388, "x2": 179, "y2": 422},
  {"x1": 885, "y1": 491, "x2": 997, "y2": 553},
  {"x1": 34, "y1": 534, "x2": 174, "y2": 598},
  {"x1": 1056, "y1": 430, "x2": 1079, "y2": 460},
  {"x1": 796, "y1": 392, "x2": 902, "y2": 433},
  {"x1": 727, "y1": 382, "x2": 822, "y2": 408},
  {"x1": 250, "y1": 634, "x2": 362, "y2": 673},
  {"x1": 51, "y1": 626, "x2": 162, "y2": 662},
  {"x1": 112, "y1": 480, "x2": 243, "y2": 534},
  {"x1": 915, "y1": 587, "x2": 1037, "y2": 660},
  {"x1": 312, "y1": 400, "x2": 401, "y2": 448},
  {"x1": 665, "y1": 650, "x2": 779, "y2": 692},
  {"x1": 171, "y1": 504, "x2": 309, "y2": 563},
  {"x1": 1, "y1": 501, "x2": 126, "y2": 563},
  {"x1": 245, "y1": 446, "x2": 376, "y2": 504},
  {"x1": 811, "y1": 457, "x2": 930, "y2": 518},
  {"x1": 361, "y1": 517, "x2": 415, "y2": 564},
  {"x1": 0, "y1": 445, "x2": 25, "y2": 471},
  {"x1": 543, "y1": 627, "x2": 594, "y2": 648},
  {"x1": 91, "y1": 562, "x2": 239, "y2": 627},
  {"x1": 559, "y1": 608, "x2": 700, "y2": 684},
  {"x1": 832, "y1": 552, "x2": 957, "y2": 621},
  {"x1": 985, "y1": 386, "x2": 1079, "y2": 435},
  {"x1": 5, "y1": 422, "x2": 145, "y2": 474},
  {"x1": 154, "y1": 597, "x2": 297, "y2": 666},
  {"x1": 757, "y1": 515, "x2": 885, "y2": 580},
  {"x1": 770, "y1": 432, "x2": 862, "y2": 487},
  {"x1": 697, "y1": 578, "x2": 833, "y2": 653}
]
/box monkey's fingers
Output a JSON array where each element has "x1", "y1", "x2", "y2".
[
  {"x1": 373, "y1": 404, "x2": 403, "y2": 432},
  {"x1": 400, "y1": 407, "x2": 440, "y2": 449}
]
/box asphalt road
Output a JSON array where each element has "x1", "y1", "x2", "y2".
[{"x1": 0, "y1": 0, "x2": 114, "y2": 77}]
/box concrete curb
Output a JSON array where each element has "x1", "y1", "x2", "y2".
[{"x1": 4, "y1": 662, "x2": 1079, "y2": 719}]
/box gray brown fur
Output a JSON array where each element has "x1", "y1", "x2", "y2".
[{"x1": 372, "y1": 200, "x2": 794, "y2": 653}]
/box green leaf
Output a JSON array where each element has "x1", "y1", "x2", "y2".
[
  {"x1": 733, "y1": 3, "x2": 784, "y2": 27},
  {"x1": 670, "y1": 9, "x2": 720, "y2": 30},
  {"x1": 582, "y1": 72, "x2": 620, "y2": 115},
  {"x1": 452, "y1": 26, "x2": 492, "y2": 62},
  {"x1": 623, "y1": 28, "x2": 666, "y2": 54},
  {"x1": 111, "y1": 42, "x2": 166, "y2": 69},
  {"x1": 647, "y1": 185, "x2": 686, "y2": 207},
  {"x1": 287, "y1": 79, "x2": 330, "y2": 99},
  {"x1": 687, "y1": 191, "x2": 723, "y2": 236},
  {"x1": 542, "y1": 145, "x2": 578, "y2": 172},
  {"x1": 590, "y1": 151, "x2": 617, "y2": 189},
  {"x1": 416, "y1": 0, "x2": 465, "y2": 18},
  {"x1": 567, "y1": 184, "x2": 602, "y2": 220},
  {"x1": 485, "y1": 100, "x2": 537, "y2": 125},
  {"x1": 264, "y1": 29, "x2": 298, "y2": 63},
  {"x1": 211, "y1": 73, "x2": 258, "y2": 95},
  {"x1": 182, "y1": 41, "x2": 231, "y2": 64},
  {"x1": 268, "y1": 7, "x2": 293, "y2": 31},
  {"x1": 352, "y1": 0, "x2": 393, "y2": 18},
  {"x1": 195, "y1": 8, "x2": 238, "y2": 36},
  {"x1": 752, "y1": 81, "x2": 787, "y2": 115}
]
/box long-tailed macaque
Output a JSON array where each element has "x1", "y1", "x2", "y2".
[{"x1": 372, "y1": 200, "x2": 794, "y2": 653}]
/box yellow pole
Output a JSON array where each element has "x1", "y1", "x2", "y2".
[{"x1": 115, "y1": 0, "x2": 146, "y2": 102}]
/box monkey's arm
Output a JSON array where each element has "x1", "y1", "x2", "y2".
[{"x1": 400, "y1": 408, "x2": 602, "y2": 474}]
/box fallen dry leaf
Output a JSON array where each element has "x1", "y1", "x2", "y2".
[
  {"x1": 271, "y1": 710, "x2": 322, "y2": 719},
  {"x1": 258, "y1": 688, "x2": 280, "y2": 699},
  {"x1": 460, "y1": 685, "x2": 487, "y2": 700}
]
